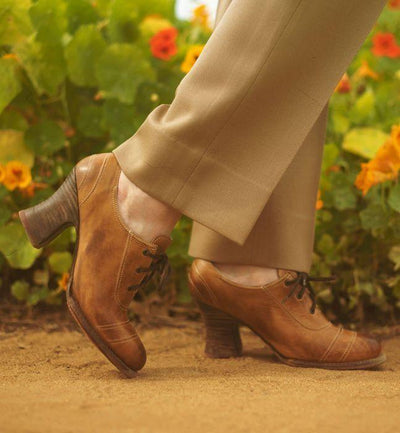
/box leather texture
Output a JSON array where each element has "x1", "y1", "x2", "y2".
[
  {"x1": 71, "y1": 152, "x2": 171, "y2": 371},
  {"x1": 189, "y1": 259, "x2": 383, "y2": 365}
]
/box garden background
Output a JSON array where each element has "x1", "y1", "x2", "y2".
[{"x1": 1, "y1": 0, "x2": 400, "y2": 326}]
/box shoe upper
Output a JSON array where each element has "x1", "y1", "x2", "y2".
[
  {"x1": 71, "y1": 153, "x2": 171, "y2": 371},
  {"x1": 189, "y1": 259, "x2": 383, "y2": 364}
]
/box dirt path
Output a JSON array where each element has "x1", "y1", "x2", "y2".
[{"x1": 1, "y1": 320, "x2": 400, "y2": 433}]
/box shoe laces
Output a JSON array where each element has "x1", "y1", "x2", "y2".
[
  {"x1": 127, "y1": 249, "x2": 170, "y2": 292},
  {"x1": 282, "y1": 271, "x2": 337, "y2": 314}
]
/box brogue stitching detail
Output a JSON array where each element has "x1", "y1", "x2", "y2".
[
  {"x1": 97, "y1": 321, "x2": 130, "y2": 329},
  {"x1": 108, "y1": 333, "x2": 140, "y2": 344},
  {"x1": 340, "y1": 331, "x2": 357, "y2": 362},
  {"x1": 319, "y1": 326, "x2": 343, "y2": 362}
]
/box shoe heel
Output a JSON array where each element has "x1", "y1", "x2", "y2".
[
  {"x1": 19, "y1": 169, "x2": 79, "y2": 248},
  {"x1": 197, "y1": 300, "x2": 242, "y2": 358}
]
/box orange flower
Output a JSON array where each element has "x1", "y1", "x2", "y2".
[
  {"x1": 389, "y1": 0, "x2": 400, "y2": 9},
  {"x1": 316, "y1": 190, "x2": 323, "y2": 210},
  {"x1": 355, "y1": 125, "x2": 400, "y2": 195},
  {"x1": 58, "y1": 272, "x2": 70, "y2": 291},
  {"x1": 2, "y1": 161, "x2": 32, "y2": 191},
  {"x1": 371, "y1": 32, "x2": 400, "y2": 58},
  {"x1": 181, "y1": 45, "x2": 205, "y2": 73},
  {"x1": 0, "y1": 165, "x2": 5, "y2": 183},
  {"x1": 192, "y1": 5, "x2": 211, "y2": 31},
  {"x1": 335, "y1": 73, "x2": 351, "y2": 93},
  {"x1": 354, "y1": 60, "x2": 379, "y2": 81},
  {"x1": 150, "y1": 27, "x2": 178, "y2": 60}
]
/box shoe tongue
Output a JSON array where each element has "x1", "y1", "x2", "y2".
[
  {"x1": 150, "y1": 235, "x2": 172, "y2": 253},
  {"x1": 277, "y1": 268, "x2": 298, "y2": 278}
]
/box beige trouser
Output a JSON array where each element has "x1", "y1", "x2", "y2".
[{"x1": 113, "y1": 0, "x2": 387, "y2": 272}]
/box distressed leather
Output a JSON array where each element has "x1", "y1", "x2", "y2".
[
  {"x1": 71, "y1": 153, "x2": 171, "y2": 371},
  {"x1": 189, "y1": 259, "x2": 383, "y2": 364}
]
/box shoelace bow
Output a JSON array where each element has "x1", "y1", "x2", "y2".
[
  {"x1": 282, "y1": 271, "x2": 337, "y2": 314},
  {"x1": 127, "y1": 249, "x2": 170, "y2": 292}
]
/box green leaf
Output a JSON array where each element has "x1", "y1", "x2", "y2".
[
  {"x1": 102, "y1": 99, "x2": 137, "y2": 143},
  {"x1": 25, "y1": 120, "x2": 65, "y2": 155},
  {"x1": 0, "y1": 129, "x2": 34, "y2": 167},
  {"x1": 331, "y1": 111, "x2": 350, "y2": 135},
  {"x1": 77, "y1": 104, "x2": 105, "y2": 137},
  {"x1": 0, "y1": 222, "x2": 42, "y2": 269},
  {"x1": 65, "y1": 24, "x2": 106, "y2": 87},
  {"x1": 342, "y1": 128, "x2": 389, "y2": 160},
  {"x1": 95, "y1": 43, "x2": 155, "y2": 104},
  {"x1": 48, "y1": 251, "x2": 72, "y2": 274},
  {"x1": 349, "y1": 89, "x2": 375, "y2": 123},
  {"x1": 66, "y1": 0, "x2": 99, "y2": 34},
  {"x1": 29, "y1": 0, "x2": 67, "y2": 45},
  {"x1": 15, "y1": 40, "x2": 66, "y2": 96},
  {"x1": 321, "y1": 143, "x2": 339, "y2": 172},
  {"x1": 389, "y1": 245, "x2": 400, "y2": 271},
  {"x1": 0, "y1": 58, "x2": 22, "y2": 115},
  {"x1": 0, "y1": 0, "x2": 32, "y2": 45},
  {"x1": 388, "y1": 183, "x2": 400, "y2": 213},
  {"x1": 108, "y1": 0, "x2": 139, "y2": 43},
  {"x1": 11, "y1": 280, "x2": 30, "y2": 301},
  {"x1": 360, "y1": 204, "x2": 388, "y2": 230},
  {"x1": 0, "y1": 109, "x2": 29, "y2": 131}
]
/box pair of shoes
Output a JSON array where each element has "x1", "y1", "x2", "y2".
[{"x1": 19, "y1": 153, "x2": 386, "y2": 376}]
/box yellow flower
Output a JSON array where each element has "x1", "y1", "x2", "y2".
[
  {"x1": 354, "y1": 60, "x2": 379, "y2": 81},
  {"x1": 181, "y1": 45, "x2": 205, "y2": 73},
  {"x1": 355, "y1": 125, "x2": 400, "y2": 195},
  {"x1": 2, "y1": 161, "x2": 32, "y2": 191},
  {"x1": 192, "y1": 5, "x2": 211, "y2": 31}
]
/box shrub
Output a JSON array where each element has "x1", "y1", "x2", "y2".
[{"x1": 0, "y1": 0, "x2": 399, "y2": 325}]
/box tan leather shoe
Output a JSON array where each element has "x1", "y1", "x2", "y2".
[
  {"x1": 189, "y1": 259, "x2": 386, "y2": 370},
  {"x1": 19, "y1": 153, "x2": 171, "y2": 377}
]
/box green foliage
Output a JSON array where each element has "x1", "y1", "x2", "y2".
[{"x1": 0, "y1": 1, "x2": 399, "y2": 326}]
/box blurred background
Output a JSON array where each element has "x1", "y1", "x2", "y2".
[{"x1": 0, "y1": 0, "x2": 400, "y2": 327}]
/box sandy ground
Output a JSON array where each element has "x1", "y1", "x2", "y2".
[{"x1": 1, "y1": 319, "x2": 400, "y2": 433}]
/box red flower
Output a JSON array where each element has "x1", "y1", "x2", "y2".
[
  {"x1": 150, "y1": 27, "x2": 178, "y2": 60},
  {"x1": 389, "y1": 0, "x2": 400, "y2": 9},
  {"x1": 371, "y1": 32, "x2": 400, "y2": 58}
]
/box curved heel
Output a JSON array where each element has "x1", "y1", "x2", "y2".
[
  {"x1": 197, "y1": 300, "x2": 242, "y2": 358},
  {"x1": 19, "y1": 169, "x2": 79, "y2": 248}
]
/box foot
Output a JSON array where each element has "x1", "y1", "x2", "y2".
[
  {"x1": 214, "y1": 263, "x2": 278, "y2": 286},
  {"x1": 20, "y1": 153, "x2": 172, "y2": 376},
  {"x1": 118, "y1": 171, "x2": 181, "y2": 242},
  {"x1": 189, "y1": 259, "x2": 385, "y2": 370}
]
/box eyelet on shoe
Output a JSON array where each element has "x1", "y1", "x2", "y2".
[
  {"x1": 284, "y1": 280, "x2": 290, "y2": 286},
  {"x1": 296, "y1": 294, "x2": 302, "y2": 300},
  {"x1": 142, "y1": 250, "x2": 149, "y2": 256}
]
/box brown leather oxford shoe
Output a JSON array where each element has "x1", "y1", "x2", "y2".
[
  {"x1": 189, "y1": 259, "x2": 386, "y2": 370},
  {"x1": 20, "y1": 153, "x2": 171, "y2": 377}
]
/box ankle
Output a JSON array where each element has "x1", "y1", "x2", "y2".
[
  {"x1": 213, "y1": 263, "x2": 279, "y2": 286},
  {"x1": 118, "y1": 172, "x2": 181, "y2": 242}
]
